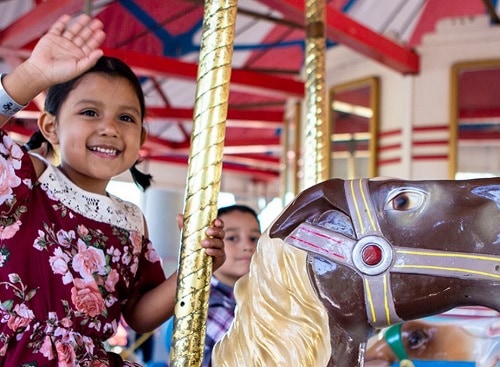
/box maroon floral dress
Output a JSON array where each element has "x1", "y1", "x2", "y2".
[{"x1": 0, "y1": 131, "x2": 166, "y2": 366}]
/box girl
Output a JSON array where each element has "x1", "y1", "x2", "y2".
[{"x1": 0, "y1": 14, "x2": 225, "y2": 366}]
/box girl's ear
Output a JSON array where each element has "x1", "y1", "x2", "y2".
[
  {"x1": 38, "y1": 111, "x2": 59, "y2": 145},
  {"x1": 140, "y1": 126, "x2": 147, "y2": 146}
]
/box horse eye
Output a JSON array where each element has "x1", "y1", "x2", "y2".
[
  {"x1": 385, "y1": 189, "x2": 426, "y2": 211},
  {"x1": 405, "y1": 329, "x2": 429, "y2": 350}
]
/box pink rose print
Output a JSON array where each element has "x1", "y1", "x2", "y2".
[
  {"x1": 49, "y1": 247, "x2": 73, "y2": 284},
  {"x1": 121, "y1": 249, "x2": 132, "y2": 266},
  {"x1": 0, "y1": 155, "x2": 22, "y2": 204},
  {"x1": 72, "y1": 240, "x2": 106, "y2": 279},
  {"x1": 104, "y1": 269, "x2": 119, "y2": 292},
  {"x1": 71, "y1": 278, "x2": 105, "y2": 318},
  {"x1": 33, "y1": 229, "x2": 46, "y2": 251},
  {"x1": 55, "y1": 340, "x2": 76, "y2": 367},
  {"x1": 146, "y1": 242, "x2": 161, "y2": 263},
  {"x1": 56, "y1": 229, "x2": 76, "y2": 248},
  {"x1": 129, "y1": 231, "x2": 143, "y2": 254},
  {"x1": 77, "y1": 224, "x2": 89, "y2": 237},
  {"x1": 0, "y1": 135, "x2": 23, "y2": 170},
  {"x1": 39, "y1": 335, "x2": 55, "y2": 360},
  {"x1": 0, "y1": 252, "x2": 7, "y2": 267},
  {"x1": 7, "y1": 303, "x2": 34, "y2": 331},
  {"x1": 90, "y1": 360, "x2": 108, "y2": 367},
  {"x1": 107, "y1": 246, "x2": 121, "y2": 263},
  {"x1": 0, "y1": 220, "x2": 21, "y2": 240}
]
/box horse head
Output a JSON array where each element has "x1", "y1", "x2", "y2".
[
  {"x1": 213, "y1": 177, "x2": 500, "y2": 367},
  {"x1": 269, "y1": 178, "x2": 500, "y2": 366}
]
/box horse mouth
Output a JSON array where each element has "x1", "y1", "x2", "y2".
[{"x1": 308, "y1": 209, "x2": 355, "y2": 238}]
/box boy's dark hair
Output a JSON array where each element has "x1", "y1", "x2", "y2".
[{"x1": 217, "y1": 204, "x2": 261, "y2": 230}]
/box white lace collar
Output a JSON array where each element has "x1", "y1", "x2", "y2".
[{"x1": 38, "y1": 164, "x2": 145, "y2": 234}]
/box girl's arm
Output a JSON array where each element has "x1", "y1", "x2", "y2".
[
  {"x1": 123, "y1": 219, "x2": 226, "y2": 333},
  {"x1": 0, "y1": 14, "x2": 105, "y2": 128}
]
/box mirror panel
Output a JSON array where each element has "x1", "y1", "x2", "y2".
[
  {"x1": 329, "y1": 77, "x2": 379, "y2": 179},
  {"x1": 451, "y1": 60, "x2": 500, "y2": 179}
]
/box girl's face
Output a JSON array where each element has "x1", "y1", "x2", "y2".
[
  {"x1": 213, "y1": 211, "x2": 260, "y2": 287},
  {"x1": 40, "y1": 73, "x2": 145, "y2": 194}
]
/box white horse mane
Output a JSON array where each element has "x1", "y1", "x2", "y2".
[{"x1": 213, "y1": 232, "x2": 331, "y2": 366}]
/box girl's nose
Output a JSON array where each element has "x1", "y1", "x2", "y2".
[{"x1": 99, "y1": 118, "x2": 119, "y2": 136}]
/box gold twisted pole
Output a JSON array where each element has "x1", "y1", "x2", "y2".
[
  {"x1": 302, "y1": 0, "x2": 329, "y2": 188},
  {"x1": 170, "y1": 1, "x2": 238, "y2": 366}
]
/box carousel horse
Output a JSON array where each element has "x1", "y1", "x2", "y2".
[
  {"x1": 364, "y1": 310, "x2": 500, "y2": 366},
  {"x1": 212, "y1": 177, "x2": 500, "y2": 367}
]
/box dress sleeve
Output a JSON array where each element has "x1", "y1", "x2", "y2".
[{"x1": 129, "y1": 237, "x2": 166, "y2": 298}]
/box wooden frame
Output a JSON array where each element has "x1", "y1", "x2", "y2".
[
  {"x1": 329, "y1": 77, "x2": 379, "y2": 178},
  {"x1": 450, "y1": 59, "x2": 500, "y2": 179}
]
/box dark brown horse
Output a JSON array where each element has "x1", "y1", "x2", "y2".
[{"x1": 213, "y1": 178, "x2": 500, "y2": 367}]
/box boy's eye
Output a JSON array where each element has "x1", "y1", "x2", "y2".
[{"x1": 251, "y1": 236, "x2": 259, "y2": 243}]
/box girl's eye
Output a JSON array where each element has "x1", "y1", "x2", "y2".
[
  {"x1": 81, "y1": 110, "x2": 97, "y2": 117},
  {"x1": 226, "y1": 236, "x2": 238, "y2": 243},
  {"x1": 120, "y1": 114, "x2": 136, "y2": 123},
  {"x1": 251, "y1": 236, "x2": 259, "y2": 244},
  {"x1": 384, "y1": 189, "x2": 427, "y2": 212}
]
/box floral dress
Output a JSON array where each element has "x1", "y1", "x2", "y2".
[{"x1": 0, "y1": 131, "x2": 166, "y2": 366}]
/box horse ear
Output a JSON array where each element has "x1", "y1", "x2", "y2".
[{"x1": 269, "y1": 178, "x2": 348, "y2": 239}]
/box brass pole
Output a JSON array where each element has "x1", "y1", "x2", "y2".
[
  {"x1": 170, "y1": 1, "x2": 238, "y2": 366},
  {"x1": 302, "y1": 0, "x2": 329, "y2": 188}
]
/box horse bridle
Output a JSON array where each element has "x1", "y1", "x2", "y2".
[{"x1": 285, "y1": 178, "x2": 500, "y2": 328}]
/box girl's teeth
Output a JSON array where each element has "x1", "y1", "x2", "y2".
[{"x1": 93, "y1": 147, "x2": 117, "y2": 155}]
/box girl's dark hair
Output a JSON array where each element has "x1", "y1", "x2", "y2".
[
  {"x1": 44, "y1": 56, "x2": 146, "y2": 119},
  {"x1": 26, "y1": 56, "x2": 152, "y2": 191},
  {"x1": 217, "y1": 204, "x2": 261, "y2": 230}
]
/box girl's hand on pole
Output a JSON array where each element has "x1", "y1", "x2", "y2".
[{"x1": 203, "y1": 218, "x2": 226, "y2": 271}]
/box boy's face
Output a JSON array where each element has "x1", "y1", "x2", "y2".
[{"x1": 213, "y1": 211, "x2": 260, "y2": 287}]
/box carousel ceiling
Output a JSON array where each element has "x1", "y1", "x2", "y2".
[{"x1": 0, "y1": 0, "x2": 498, "y2": 183}]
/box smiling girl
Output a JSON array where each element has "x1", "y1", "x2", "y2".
[{"x1": 0, "y1": 14, "x2": 225, "y2": 366}]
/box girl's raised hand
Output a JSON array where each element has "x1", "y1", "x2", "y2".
[{"x1": 25, "y1": 14, "x2": 106, "y2": 90}]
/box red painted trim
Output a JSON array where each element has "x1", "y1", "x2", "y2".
[
  {"x1": 378, "y1": 157, "x2": 401, "y2": 166},
  {"x1": 459, "y1": 131, "x2": 500, "y2": 140},
  {"x1": 411, "y1": 154, "x2": 448, "y2": 161},
  {"x1": 379, "y1": 129, "x2": 402, "y2": 138},
  {"x1": 257, "y1": 0, "x2": 419, "y2": 74},
  {"x1": 378, "y1": 143, "x2": 401, "y2": 152},
  {"x1": 413, "y1": 125, "x2": 449, "y2": 132},
  {"x1": 148, "y1": 107, "x2": 284, "y2": 122},
  {"x1": 103, "y1": 47, "x2": 304, "y2": 98},
  {"x1": 145, "y1": 155, "x2": 279, "y2": 182},
  {"x1": 413, "y1": 140, "x2": 449, "y2": 146},
  {"x1": 0, "y1": 0, "x2": 84, "y2": 47}
]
